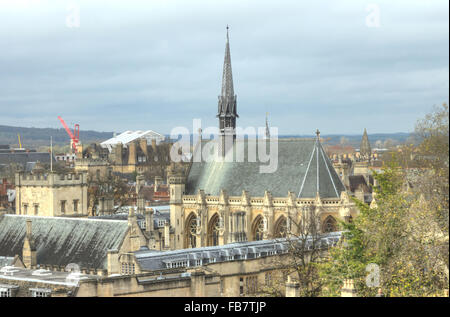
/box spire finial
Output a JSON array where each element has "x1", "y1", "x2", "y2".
[
  {"x1": 226, "y1": 25, "x2": 230, "y2": 41},
  {"x1": 316, "y1": 129, "x2": 320, "y2": 139}
]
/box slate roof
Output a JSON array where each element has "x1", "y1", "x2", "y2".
[
  {"x1": 0, "y1": 152, "x2": 54, "y2": 168},
  {"x1": 348, "y1": 175, "x2": 372, "y2": 193},
  {"x1": 186, "y1": 138, "x2": 346, "y2": 198},
  {"x1": 134, "y1": 232, "x2": 342, "y2": 271},
  {"x1": 0, "y1": 215, "x2": 129, "y2": 270}
]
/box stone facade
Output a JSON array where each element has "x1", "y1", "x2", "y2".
[{"x1": 15, "y1": 172, "x2": 88, "y2": 217}]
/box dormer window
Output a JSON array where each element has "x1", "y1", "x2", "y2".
[{"x1": 30, "y1": 288, "x2": 51, "y2": 297}]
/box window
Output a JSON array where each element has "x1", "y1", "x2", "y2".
[
  {"x1": 30, "y1": 288, "x2": 51, "y2": 297},
  {"x1": 23, "y1": 204, "x2": 28, "y2": 215},
  {"x1": 60, "y1": 200, "x2": 66, "y2": 214},
  {"x1": 34, "y1": 204, "x2": 39, "y2": 215},
  {"x1": 253, "y1": 216, "x2": 265, "y2": 241},
  {"x1": 195, "y1": 259, "x2": 202, "y2": 266},
  {"x1": 245, "y1": 276, "x2": 258, "y2": 295},
  {"x1": 239, "y1": 277, "x2": 244, "y2": 296},
  {"x1": 121, "y1": 262, "x2": 136, "y2": 275},
  {"x1": 265, "y1": 272, "x2": 272, "y2": 286},
  {"x1": 323, "y1": 216, "x2": 337, "y2": 233},
  {"x1": 158, "y1": 219, "x2": 166, "y2": 228},
  {"x1": 73, "y1": 200, "x2": 79, "y2": 213},
  {"x1": 0, "y1": 288, "x2": 11, "y2": 297}
]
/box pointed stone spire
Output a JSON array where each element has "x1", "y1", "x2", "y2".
[
  {"x1": 360, "y1": 128, "x2": 371, "y2": 161},
  {"x1": 221, "y1": 25, "x2": 234, "y2": 99},
  {"x1": 217, "y1": 25, "x2": 238, "y2": 156}
]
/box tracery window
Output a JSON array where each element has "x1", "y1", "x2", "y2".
[
  {"x1": 323, "y1": 216, "x2": 337, "y2": 233},
  {"x1": 253, "y1": 216, "x2": 265, "y2": 241},
  {"x1": 208, "y1": 214, "x2": 221, "y2": 246},
  {"x1": 274, "y1": 217, "x2": 287, "y2": 238},
  {"x1": 186, "y1": 214, "x2": 198, "y2": 248}
]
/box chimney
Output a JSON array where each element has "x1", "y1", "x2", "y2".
[
  {"x1": 23, "y1": 219, "x2": 37, "y2": 268},
  {"x1": 128, "y1": 142, "x2": 137, "y2": 165},
  {"x1": 139, "y1": 138, "x2": 148, "y2": 157},
  {"x1": 128, "y1": 206, "x2": 136, "y2": 225},
  {"x1": 114, "y1": 143, "x2": 123, "y2": 165},
  {"x1": 154, "y1": 176, "x2": 162, "y2": 193},
  {"x1": 151, "y1": 139, "x2": 157, "y2": 152},
  {"x1": 145, "y1": 208, "x2": 154, "y2": 233},
  {"x1": 163, "y1": 221, "x2": 170, "y2": 249}
]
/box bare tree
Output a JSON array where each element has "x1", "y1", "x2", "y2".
[{"x1": 258, "y1": 205, "x2": 331, "y2": 297}]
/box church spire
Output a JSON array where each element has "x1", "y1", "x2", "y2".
[
  {"x1": 217, "y1": 26, "x2": 238, "y2": 156},
  {"x1": 221, "y1": 25, "x2": 234, "y2": 98},
  {"x1": 217, "y1": 26, "x2": 238, "y2": 130},
  {"x1": 360, "y1": 128, "x2": 372, "y2": 161}
]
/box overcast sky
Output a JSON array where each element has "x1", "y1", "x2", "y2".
[{"x1": 0, "y1": 0, "x2": 448, "y2": 135}]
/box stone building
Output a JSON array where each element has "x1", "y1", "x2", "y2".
[
  {"x1": 0, "y1": 213, "x2": 148, "y2": 276},
  {"x1": 167, "y1": 29, "x2": 357, "y2": 250},
  {"x1": 15, "y1": 171, "x2": 88, "y2": 217},
  {"x1": 0, "y1": 231, "x2": 341, "y2": 297}
]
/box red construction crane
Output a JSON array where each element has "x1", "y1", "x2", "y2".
[{"x1": 57, "y1": 116, "x2": 80, "y2": 152}]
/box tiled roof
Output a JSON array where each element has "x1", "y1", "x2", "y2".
[
  {"x1": 186, "y1": 138, "x2": 346, "y2": 198},
  {"x1": 0, "y1": 215, "x2": 129, "y2": 270}
]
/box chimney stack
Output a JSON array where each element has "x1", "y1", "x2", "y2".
[
  {"x1": 145, "y1": 208, "x2": 154, "y2": 233},
  {"x1": 23, "y1": 219, "x2": 37, "y2": 268},
  {"x1": 139, "y1": 138, "x2": 148, "y2": 157},
  {"x1": 128, "y1": 142, "x2": 137, "y2": 165}
]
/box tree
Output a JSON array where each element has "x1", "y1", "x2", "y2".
[
  {"x1": 319, "y1": 103, "x2": 449, "y2": 297},
  {"x1": 258, "y1": 205, "x2": 330, "y2": 297},
  {"x1": 87, "y1": 173, "x2": 131, "y2": 216}
]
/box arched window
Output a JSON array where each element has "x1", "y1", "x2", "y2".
[
  {"x1": 208, "y1": 214, "x2": 221, "y2": 246},
  {"x1": 252, "y1": 216, "x2": 265, "y2": 241},
  {"x1": 274, "y1": 217, "x2": 287, "y2": 238},
  {"x1": 185, "y1": 213, "x2": 197, "y2": 248},
  {"x1": 323, "y1": 216, "x2": 337, "y2": 233}
]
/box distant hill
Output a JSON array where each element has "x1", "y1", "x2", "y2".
[
  {"x1": 0, "y1": 125, "x2": 113, "y2": 148},
  {"x1": 0, "y1": 124, "x2": 412, "y2": 150},
  {"x1": 279, "y1": 133, "x2": 412, "y2": 148}
]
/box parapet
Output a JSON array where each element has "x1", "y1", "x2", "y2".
[{"x1": 15, "y1": 172, "x2": 88, "y2": 186}]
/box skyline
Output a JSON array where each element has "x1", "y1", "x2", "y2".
[{"x1": 0, "y1": 0, "x2": 448, "y2": 135}]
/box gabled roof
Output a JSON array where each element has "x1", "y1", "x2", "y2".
[
  {"x1": 186, "y1": 138, "x2": 346, "y2": 198},
  {"x1": 0, "y1": 215, "x2": 129, "y2": 270}
]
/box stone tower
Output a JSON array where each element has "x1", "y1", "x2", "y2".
[
  {"x1": 168, "y1": 163, "x2": 186, "y2": 250},
  {"x1": 217, "y1": 26, "x2": 238, "y2": 156},
  {"x1": 360, "y1": 128, "x2": 372, "y2": 161}
]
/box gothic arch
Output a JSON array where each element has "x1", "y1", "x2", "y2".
[
  {"x1": 185, "y1": 212, "x2": 198, "y2": 248},
  {"x1": 322, "y1": 215, "x2": 337, "y2": 233},
  {"x1": 251, "y1": 215, "x2": 265, "y2": 241},
  {"x1": 207, "y1": 213, "x2": 221, "y2": 246},
  {"x1": 274, "y1": 216, "x2": 287, "y2": 238}
]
